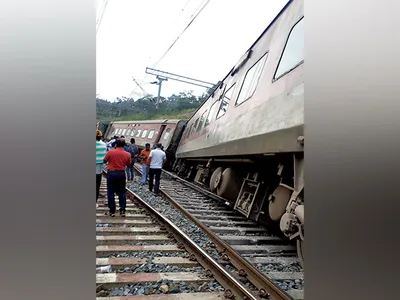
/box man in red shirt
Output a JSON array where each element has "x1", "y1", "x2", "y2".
[{"x1": 103, "y1": 139, "x2": 131, "y2": 217}]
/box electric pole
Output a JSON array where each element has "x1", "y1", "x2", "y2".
[{"x1": 151, "y1": 76, "x2": 168, "y2": 109}]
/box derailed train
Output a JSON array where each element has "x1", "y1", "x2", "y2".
[{"x1": 99, "y1": 0, "x2": 304, "y2": 263}]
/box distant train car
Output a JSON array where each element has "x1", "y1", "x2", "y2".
[
  {"x1": 104, "y1": 119, "x2": 187, "y2": 170},
  {"x1": 172, "y1": 0, "x2": 304, "y2": 262},
  {"x1": 97, "y1": 121, "x2": 110, "y2": 137}
]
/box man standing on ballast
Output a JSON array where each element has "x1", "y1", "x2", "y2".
[
  {"x1": 147, "y1": 143, "x2": 166, "y2": 196},
  {"x1": 103, "y1": 139, "x2": 131, "y2": 217}
]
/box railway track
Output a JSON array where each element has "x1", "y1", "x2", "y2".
[
  {"x1": 97, "y1": 174, "x2": 274, "y2": 300},
  {"x1": 129, "y1": 166, "x2": 304, "y2": 300}
]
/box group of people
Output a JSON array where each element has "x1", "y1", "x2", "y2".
[{"x1": 95, "y1": 130, "x2": 166, "y2": 217}]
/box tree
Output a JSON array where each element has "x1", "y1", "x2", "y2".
[{"x1": 96, "y1": 90, "x2": 205, "y2": 121}]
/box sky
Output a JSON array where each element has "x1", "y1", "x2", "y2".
[{"x1": 96, "y1": 0, "x2": 289, "y2": 101}]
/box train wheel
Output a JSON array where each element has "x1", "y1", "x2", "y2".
[
  {"x1": 268, "y1": 185, "x2": 292, "y2": 221},
  {"x1": 209, "y1": 167, "x2": 224, "y2": 193},
  {"x1": 217, "y1": 168, "x2": 241, "y2": 201},
  {"x1": 297, "y1": 239, "x2": 304, "y2": 268}
]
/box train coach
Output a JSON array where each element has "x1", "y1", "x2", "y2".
[
  {"x1": 172, "y1": 0, "x2": 304, "y2": 262},
  {"x1": 102, "y1": 119, "x2": 186, "y2": 170},
  {"x1": 97, "y1": 0, "x2": 304, "y2": 263}
]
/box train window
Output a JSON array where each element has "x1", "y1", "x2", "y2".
[
  {"x1": 136, "y1": 130, "x2": 141, "y2": 137},
  {"x1": 148, "y1": 130, "x2": 155, "y2": 139},
  {"x1": 197, "y1": 110, "x2": 207, "y2": 132},
  {"x1": 164, "y1": 128, "x2": 171, "y2": 140},
  {"x1": 142, "y1": 130, "x2": 148, "y2": 138},
  {"x1": 205, "y1": 101, "x2": 218, "y2": 127},
  {"x1": 127, "y1": 129, "x2": 131, "y2": 136},
  {"x1": 185, "y1": 125, "x2": 191, "y2": 139},
  {"x1": 122, "y1": 129, "x2": 127, "y2": 136},
  {"x1": 236, "y1": 53, "x2": 268, "y2": 106},
  {"x1": 130, "y1": 129, "x2": 135, "y2": 136},
  {"x1": 274, "y1": 17, "x2": 304, "y2": 79},
  {"x1": 217, "y1": 84, "x2": 236, "y2": 119},
  {"x1": 192, "y1": 118, "x2": 200, "y2": 134},
  {"x1": 187, "y1": 124, "x2": 193, "y2": 138}
]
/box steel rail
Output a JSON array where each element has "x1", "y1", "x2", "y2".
[
  {"x1": 162, "y1": 168, "x2": 233, "y2": 207},
  {"x1": 125, "y1": 186, "x2": 258, "y2": 300},
  {"x1": 132, "y1": 166, "x2": 292, "y2": 300}
]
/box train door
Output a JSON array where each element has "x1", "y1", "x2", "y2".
[{"x1": 154, "y1": 124, "x2": 166, "y2": 144}]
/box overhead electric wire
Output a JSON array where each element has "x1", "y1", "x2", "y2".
[
  {"x1": 130, "y1": 0, "x2": 211, "y2": 97},
  {"x1": 96, "y1": 0, "x2": 109, "y2": 34},
  {"x1": 130, "y1": 0, "x2": 211, "y2": 98},
  {"x1": 152, "y1": 0, "x2": 211, "y2": 68},
  {"x1": 131, "y1": 1, "x2": 198, "y2": 94},
  {"x1": 172, "y1": 0, "x2": 192, "y2": 22},
  {"x1": 132, "y1": 77, "x2": 149, "y2": 95},
  {"x1": 130, "y1": 0, "x2": 205, "y2": 96}
]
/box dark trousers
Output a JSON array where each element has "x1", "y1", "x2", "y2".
[
  {"x1": 149, "y1": 168, "x2": 162, "y2": 194},
  {"x1": 107, "y1": 170, "x2": 126, "y2": 213},
  {"x1": 96, "y1": 173, "x2": 102, "y2": 202},
  {"x1": 126, "y1": 159, "x2": 135, "y2": 181}
]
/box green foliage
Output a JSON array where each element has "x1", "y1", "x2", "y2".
[{"x1": 97, "y1": 89, "x2": 212, "y2": 122}]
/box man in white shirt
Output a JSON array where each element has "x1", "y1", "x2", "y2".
[
  {"x1": 106, "y1": 135, "x2": 118, "y2": 151},
  {"x1": 147, "y1": 143, "x2": 166, "y2": 196}
]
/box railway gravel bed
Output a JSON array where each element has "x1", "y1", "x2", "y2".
[
  {"x1": 96, "y1": 182, "x2": 226, "y2": 299},
  {"x1": 126, "y1": 180, "x2": 262, "y2": 296},
  {"x1": 126, "y1": 182, "x2": 221, "y2": 257},
  {"x1": 97, "y1": 176, "x2": 273, "y2": 300},
  {"x1": 129, "y1": 167, "x2": 304, "y2": 300},
  {"x1": 102, "y1": 251, "x2": 190, "y2": 259}
]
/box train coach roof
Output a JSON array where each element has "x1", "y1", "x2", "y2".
[
  {"x1": 111, "y1": 119, "x2": 182, "y2": 125},
  {"x1": 184, "y1": 0, "x2": 294, "y2": 121}
]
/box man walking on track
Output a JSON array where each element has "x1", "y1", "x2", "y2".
[
  {"x1": 148, "y1": 143, "x2": 166, "y2": 196},
  {"x1": 126, "y1": 138, "x2": 140, "y2": 182},
  {"x1": 103, "y1": 139, "x2": 131, "y2": 217},
  {"x1": 96, "y1": 130, "x2": 107, "y2": 208},
  {"x1": 139, "y1": 143, "x2": 151, "y2": 185}
]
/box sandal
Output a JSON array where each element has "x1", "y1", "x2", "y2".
[
  {"x1": 120, "y1": 212, "x2": 126, "y2": 217},
  {"x1": 104, "y1": 211, "x2": 115, "y2": 217}
]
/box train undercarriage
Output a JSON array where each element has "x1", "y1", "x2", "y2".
[{"x1": 172, "y1": 151, "x2": 304, "y2": 266}]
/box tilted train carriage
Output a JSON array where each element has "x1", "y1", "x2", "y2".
[
  {"x1": 172, "y1": 0, "x2": 304, "y2": 263},
  {"x1": 97, "y1": 0, "x2": 304, "y2": 263},
  {"x1": 102, "y1": 119, "x2": 186, "y2": 169}
]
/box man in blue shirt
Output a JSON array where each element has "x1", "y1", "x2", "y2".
[{"x1": 125, "y1": 138, "x2": 139, "y2": 182}]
